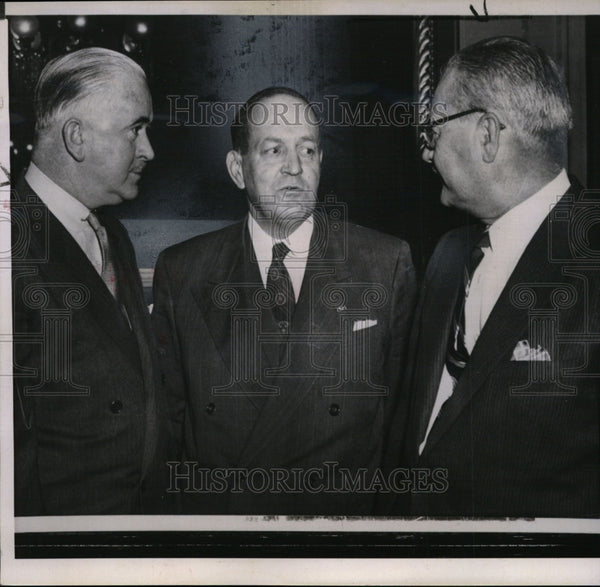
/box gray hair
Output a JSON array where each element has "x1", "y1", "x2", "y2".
[
  {"x1": 444, "y1": 36, "x2": 572, "y2": 162},
  {"x1": 34, "y1": 47, "x2": 146, "y2": 132}
]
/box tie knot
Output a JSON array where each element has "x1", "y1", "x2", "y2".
[
  {"x1": 476, "y1": 229, "x2": 490, "y2": 251},
  {"x1": 87, "y1": 212, "x2": 102, "y2": 233},
  {"x1": 272, "y1": 241, "x2": 290, "y2": 262},
  {"x1": 467, "y1": 229, "x2": 490, "y2": 276}
]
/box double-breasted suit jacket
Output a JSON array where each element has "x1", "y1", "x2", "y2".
[
  {"x1": 12, "y1": 178, "x2": 173, "y2": 515},
  {"x1": 387, "y1": 182, "x2": 600, "y2": 517},
  {"x1": 152, "y1": 209, "x2": 416, "y2": 514}
]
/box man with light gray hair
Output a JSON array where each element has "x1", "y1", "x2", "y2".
[
  {"x1": 12, "y1": 47, "x2": 173, "y2": 515},
  {"x1": 386, "y1": 36, "x2": 599, "y2": 517}
]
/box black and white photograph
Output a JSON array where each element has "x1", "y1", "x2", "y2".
[{"x1": 1, "y1": 1, "x2": 599, "y2": 584}]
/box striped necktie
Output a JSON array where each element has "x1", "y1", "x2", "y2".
[
  {"x1": 267, "y1": 241, "x2": 295, "y2": 326},
  {"x1": 87, "y1": 212, "x2": 118, "y2": 299},
  {"x1": 446, "y1": 228, "x2": 490, "y2": 383}
]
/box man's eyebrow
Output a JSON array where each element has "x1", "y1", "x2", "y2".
[
  {"x1": 128, "y1": 116, "x2": 152, "y2": 127},
  {"x1": 260, "y1": 136, "x2": 318, "y2": 143}
]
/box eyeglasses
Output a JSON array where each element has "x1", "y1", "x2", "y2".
[{"x1": 421, "y1": 108, "x2": 506, "y2": 150}]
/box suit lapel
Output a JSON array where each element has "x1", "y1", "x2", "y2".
[
  {"x1": 410, "y1": 229, "x2": 470, "y2": 450},
  {"x1": 18, "y1": 186, "x2": 141, "y2": 369},
  {"x1": 99, "y1": 212, "x2": 161, "y2": 480},
  {"x1": 189, "y1": 220, "x2": 274, "y2": 406},
  {"x1": 236, "y1": 212, "x2": 353, "y2": 467},
  {"x1": 422, "y1": 193, "x2": 574, "y2": 455}
]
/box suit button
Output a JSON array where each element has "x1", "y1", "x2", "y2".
[
  {"x1": 110, "y1": 400, "x2": 123, "y2": 414},
  {"x1": 328, "y1": 403, "x2": 340, "y2": 416},
  {"x1": 278, "y1": 320, "x2": 289, "y2": 332},
  {"x1": 206, "y1": 402, "x2": 216, "y2": 415}
]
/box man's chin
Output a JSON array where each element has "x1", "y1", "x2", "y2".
[
  {"x1": 440, "y1": 186, "x2": 455, "y2": 208},
  {"x1": 269, "y1": 204, "x2": 315, "y2": 238},
  {"x1": 119, "y1": 185, "x2": 141, "y2": 202}
]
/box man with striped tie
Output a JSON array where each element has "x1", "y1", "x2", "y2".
[
  {"x1": 153, "y1": 87, "x2": 417, "y2": 515},
  {"x1": 385, "y1": 36, "x2": 599, "y2": 517},
  {"x1": 12, "y1": 48, "x2": 174, "y2": 515}
]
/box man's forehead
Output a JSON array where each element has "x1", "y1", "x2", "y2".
[
  {"x1": 75, "y1": 79, "x2": 152, "y2": 128},
  {"x1": 432, "y1": 70, "x2": 456, "y2": 108},
  {"x1": 248, "y1": 95, "x2": 319, "y2": 126}
]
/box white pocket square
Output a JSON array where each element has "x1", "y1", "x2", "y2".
[
  {"x1": 510, "y1": 340, "x2": 551, "y2": 361},
  {"x1": 353, "y1": 319, "x2": 377, "y2": 332}
]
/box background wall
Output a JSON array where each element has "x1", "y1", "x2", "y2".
[
  {"x1": 117, "y1": 15, "x2": 447, "y2": 273},
  {"x1": 9, "y1": 15, "x2": 595, "y2": 295}
]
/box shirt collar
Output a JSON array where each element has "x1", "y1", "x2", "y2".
[
  {"x1": 248, "y1": 212, "x2": 314, "y2": 262},
  {"x1": 25, "y1": 162, "x2": 92, "y2": 231},
  {"x1": 487, "y1": 169, "x2": 570, "y2": 251}
]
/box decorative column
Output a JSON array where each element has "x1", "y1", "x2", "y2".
[{"x1": 416, "y1": 17, "x2": 435, "y2": 151}]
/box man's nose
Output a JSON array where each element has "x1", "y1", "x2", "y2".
[
  {"x1": 282, "y1": 150, "x2": 301, "y2": 175},
  {"x1": 137, "y1": 130, "x2": 155, "y2": 161}
]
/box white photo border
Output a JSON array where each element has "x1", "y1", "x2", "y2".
[{"x1": 1, "y1": 1, "x2": 599, "y2": 585}]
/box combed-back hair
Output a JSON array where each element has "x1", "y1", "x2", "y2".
[
  {"x1": 34, "y1": 47, "x2": 146, "y2": 132},
  {"x1": 444, "y1": 36, "x2": 572, "y2": 162}
]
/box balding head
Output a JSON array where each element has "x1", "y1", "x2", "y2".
[{"x1": 34, "y1": 47, "x2": 147, "y2": 134}]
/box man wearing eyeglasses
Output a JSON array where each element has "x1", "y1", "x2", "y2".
[{"x1": 385, "y1": 36, "x2": 599, "y2": 517}]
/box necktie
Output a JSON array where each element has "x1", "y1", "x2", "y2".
[
  {"x1": 87, "y1": 212, "x2": 118, "y2": 298},
  {"x1": 445, "y1": 228, "x2": 490, "y2": 382},
  {"x1": 266, "y1": 241, "x2": 295, "y2": 326}
]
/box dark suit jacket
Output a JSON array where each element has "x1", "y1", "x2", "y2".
[
  {"x1": 386, "y1": 182, "x2": 600, "y2": 517},
  {"x1": 152, "y1": 209, "x2": 416, "y2": 514},
  {"x1": 12, "y1": 178, "x2": 174, "y2": 515}
]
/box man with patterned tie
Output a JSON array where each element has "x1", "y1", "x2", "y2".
[
  {"x1": 152, "y1": 87, "x2": 417, "y2": 514},
  {"x1": 385, "y1": 37, "x2": 599, "y2": 517},
  {"x1": 12, "y1": 48, "x2": 174, "y2": 515}
]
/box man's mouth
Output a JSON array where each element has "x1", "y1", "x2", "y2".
[{"x1": 280, "y1": 185, "x2": 316, "y2": 195}]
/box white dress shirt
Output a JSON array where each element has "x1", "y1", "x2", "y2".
[
  {"x1": 247, "y1": 212, "x2": 314, "y2": 302},
  {"x1": 25, "y1": 162, "x2": 103, "y2": 275},
  {"x1": 419, "y1": 169, "x2": 570, "y2": 454}
]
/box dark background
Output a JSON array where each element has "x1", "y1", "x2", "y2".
[
  {"x1": 8, "y1": 15, "x2": 467, "y2": 277},
  {"x1": 9, "y1": 15, "x2": 597, "y2": 279}
]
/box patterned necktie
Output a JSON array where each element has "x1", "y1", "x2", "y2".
[
  {"x1": 267, "y1": 241, "x2": 295, "y2": 326},
  {"x1": 87, "y1": 212, "x2": 118, "y2": 299},
  {"x1": 446, "y1": 228, "x2": 490, "y2": 382}
]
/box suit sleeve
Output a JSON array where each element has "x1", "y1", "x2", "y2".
[
  {"x1": 384, "y1": 240, "x2": 418, "y2": 407},
  {"x1": 152, "y1": 252, "x2": 187, "y2": 458},
  {"x1": 12, "y1": 192, "x2": 45, "y2": 515},
  {"x1": 381, "y1": 233, "x2": 450, "y2": 463},
  {"x1": 379, "y1": 240, "x2": 417, "y2": 462},
  {"x1": 13, "y1": 297, "x2": 45, "y2": 515},
  {"x1": 377, "y1": 231, "x2": 460, "y2": 515},
  {"x1": 393, "y1": 233, "x2": 447, "y2": 412}
]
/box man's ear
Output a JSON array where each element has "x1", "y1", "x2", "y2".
[
  {"x1": 226, "y1": 150, "x2": 245, "y2": 189},
  {"x1": 479, "y1": 113, "x2": 503, "y2": 164},
  {"x1": 62, "y1": 118, "x2": 85, "y2": 162}
]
